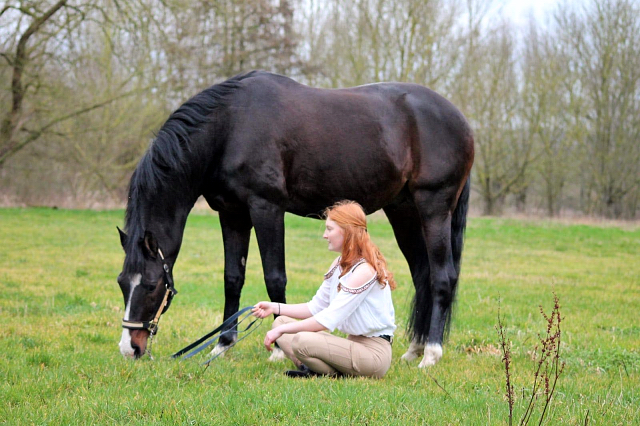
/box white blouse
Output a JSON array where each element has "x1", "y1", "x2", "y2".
[{"x1": 307, "y1": 257, "x2": 396, "y2": 337}]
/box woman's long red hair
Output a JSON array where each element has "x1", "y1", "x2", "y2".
[{"x1": 325, "y1": 201, "x2": 396, "y2": 290}]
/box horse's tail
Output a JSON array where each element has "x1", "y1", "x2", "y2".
[
  {"x1": 452, "y1": 177, "x2": 470, "y2": 276},
  {"x1": 446, "y1": 176, "x2": 471, "y2": 336}
]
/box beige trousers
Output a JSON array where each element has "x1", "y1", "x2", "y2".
[{"x1": 273, "y1": 316, "x2": 392, "y2": 378}]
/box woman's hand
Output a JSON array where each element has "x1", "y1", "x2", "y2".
[
  {"x1": 263, "y1": 328, "x2": 283, "y2": 352},
  {"x1": 252, "y1": 301, "x2": 277, "y2": 318}
]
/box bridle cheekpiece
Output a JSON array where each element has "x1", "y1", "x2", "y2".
[{"x1": 121, "y1": 248, "x2": 178, "y2": 336}]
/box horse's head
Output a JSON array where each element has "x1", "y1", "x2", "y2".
[{"x1": 117, "y1": 227, "x2": 177, "y2": 358}]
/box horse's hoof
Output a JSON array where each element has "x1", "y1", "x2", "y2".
[
  {"x1": 401, "y1": 351, "x2": 419, "y2": 362},
  {"x1": 268, "y1": 347, "x2": 286, "y2": 362},
  {"x1": 209, "y1": 344, "x2": 228, "y2": 358},
  {"x1": 401, "y1": 341, "x2": 425, "y2": 362},
  {"x1": 418, "y1": 343, "x2": 442, "y2": 368}
]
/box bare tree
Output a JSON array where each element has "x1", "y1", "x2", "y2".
[
  {"x1": 155, "y1": 0, "x2": 300, "y2": 101},
  {"x1": 297, "y1": 0, "x2": 466, "y2": 91},
  {"x1": 0, "y1": 0, "x2": 303, "y2": 206},
  {"x1": 555, "y1": 0, "x2": 640, "y2": 218},
  {"x1": 0, "y1": 1, "x2": 144, "y2": 169},
  {"x1": 452, "y1": 11, "x2": 525, "y2": 215},
  {"x1": 521, "y1": 20, "x2": 571, "y2": 216}
]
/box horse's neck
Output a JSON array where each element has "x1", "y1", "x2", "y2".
[{"x1": 145, "y1": 198, "x2": 195, "y2": 259}]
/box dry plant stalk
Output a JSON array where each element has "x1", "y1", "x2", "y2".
[
  {"x1": 497, "y1": 293, "x2": 566, "y2": 426},
  {"x1": 497, "y1": 302, "x2": 515, "y2": 425}
]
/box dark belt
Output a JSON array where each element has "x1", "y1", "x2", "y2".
[{"x1": 378, "y1": 334, "x2": 393, "y2": 344}]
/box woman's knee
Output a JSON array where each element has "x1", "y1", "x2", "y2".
[
  {"x1": 291, "y1": 332, "x2": 318, "y2": 358},
  {"x1": 272, "y1": 315, "x2": 293, "y2": 329}
]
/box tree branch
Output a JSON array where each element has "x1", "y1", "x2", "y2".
[{"x1": 0, "y1": 88, "x2": 145, "y2": 167}]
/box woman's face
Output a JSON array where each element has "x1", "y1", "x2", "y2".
[{"x1": 323, "y1": 218, "x2": 345, "y2": 253}]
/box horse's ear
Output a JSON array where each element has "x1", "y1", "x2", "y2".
[
  {"x1": 117, "y1": 227, "x2": 127, "y2": 249},
  {"x1": 142, "y1": 230, "x2": 159, "y2": 259}
]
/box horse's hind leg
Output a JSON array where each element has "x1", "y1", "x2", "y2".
[
  {"x1": 384, "y1": 198, "x2": 430, "y2": 362},
  {"x1": 412, "y1": 187, "x2": 461, "y2": 367},
  {"x1": 211, "y1": 209, "x2": 252, "y2": 355}
]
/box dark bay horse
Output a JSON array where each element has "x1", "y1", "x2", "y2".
[{"x1": 117, "y1": 70, "x2": 474, "y2": 367}]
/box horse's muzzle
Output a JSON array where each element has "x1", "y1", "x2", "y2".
[{"x1": 130, "y1": 329, "x2": 150, "y2": 358}]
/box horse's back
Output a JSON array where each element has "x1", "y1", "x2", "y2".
[
  {"x1": 240, "y1": 72, "x2": 473, "y2": 169},
  {"x1": 217, "y1": 72, "x2": 472, "y2": 214}
]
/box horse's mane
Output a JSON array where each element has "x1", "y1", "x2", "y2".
[{"x1": 122, "y1": 70, "x2": 261, "y2": 272}]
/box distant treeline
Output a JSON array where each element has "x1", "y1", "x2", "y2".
[{"x1": 1, "y1": 0, "x2": 638, "y2": 218}]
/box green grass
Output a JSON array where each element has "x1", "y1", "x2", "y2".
[{"x1": 0, "y1": 208, "x2": 638, "y2": 425}]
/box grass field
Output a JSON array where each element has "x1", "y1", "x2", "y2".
[{"x1": 0, "y1": 208, "x2": 638, "y2": 425}]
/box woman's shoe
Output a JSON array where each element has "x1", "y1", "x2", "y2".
[{"x1": 284, "y1": 364, "x2": 319, "y2": 378}]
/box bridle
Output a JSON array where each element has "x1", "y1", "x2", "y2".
[
  {"x1": 121, "y1": 248, "x2": 178, "y2": 337},
  {"x1": 119, "y1": 248, "x2": 262, "y2": 363}
]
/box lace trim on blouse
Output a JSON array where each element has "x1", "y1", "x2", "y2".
[
  {"x1": 323, "y1": 256, "x2": 341, "y2": 280},
  {"x1": 338, "y1": 274, "x2": 378, "y2": 294},
  {"x1": 336, "y1": 258, "x2": 373, "y2": 293},
  {"x1": 326, "y1": 257, "x2": 366, "y2": 280}
]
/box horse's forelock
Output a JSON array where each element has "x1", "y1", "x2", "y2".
[
  {"x1": 122, "y1": 233, "x2": 145, "y2": 275},
  {"x1": 123, "y1": 185, "x2": 146, "y2": 275}
]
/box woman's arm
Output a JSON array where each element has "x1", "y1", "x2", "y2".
[
  {"x1": 252, "y1": 301, "x2": 313, "y2": 319},
  {"x1": 263, "y1": 317, "x2": 327, "y2": 351}
]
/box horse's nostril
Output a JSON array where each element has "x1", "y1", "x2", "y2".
[{"x1": 131, "y1": 343, "x2": 141, "y2": 358}]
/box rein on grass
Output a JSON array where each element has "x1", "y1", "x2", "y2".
[{"x1": 171, "y1": 306, "x2": 263, "y2": 366}]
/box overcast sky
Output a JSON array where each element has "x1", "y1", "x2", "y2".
[{"x1": 491, "y1": 0, "x2": 566, "y2": 27}]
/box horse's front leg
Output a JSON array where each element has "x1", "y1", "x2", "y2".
[
  {"x1": 210, "y1": 209, "x2": 252, "y2": 356},
  {"x1": 249, "y1": 198, "x2": 287, "y2": 361}
]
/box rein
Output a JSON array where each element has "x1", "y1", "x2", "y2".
[
  {"x1": 172, "y1": 305, "x2": 262, "y2": 366},
  {"x1": 121, "y1": 249, "x2": 262, "y2": 363}
]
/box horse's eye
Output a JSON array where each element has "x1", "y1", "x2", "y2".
[{"x1": 141, "y1": 282, "x2": 157, "y2": 291}]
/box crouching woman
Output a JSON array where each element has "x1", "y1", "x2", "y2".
[{"x1": 253, "y1": 201, "x2": 396, "y2": 378}]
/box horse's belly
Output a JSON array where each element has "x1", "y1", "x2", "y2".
[{"x1": 284, "y1": 159, "x2": 407, "y2": 216}]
